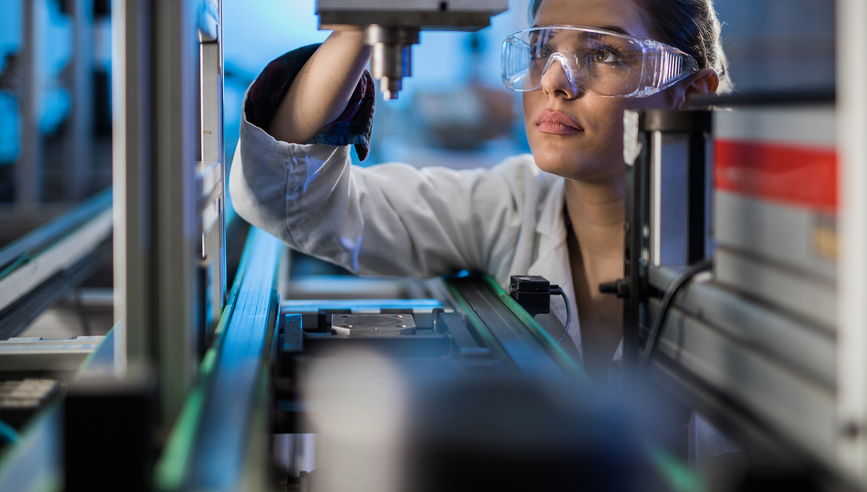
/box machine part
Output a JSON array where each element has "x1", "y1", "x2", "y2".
[
  {"x1": 178, "y1": 228, "x2": 282, "y2": 491},
  {"x1": 445, "y1": 274, "x2": 583, "y2": 380},
  {"x1": 365, "y1": 25, "x2": 419, "y2": 100},
  {"x1": 624, "y1": 100, "x2": 853, "y2": 484},
  {"x1": 640, "y1": 258, "x2": 712, "y2": 365},
  {"x1": 508, "y1": 275, "x2": 550, "y2": 317},
  {"x1": 278, "y1": 314, "x2": 304, "y2": 380},
  {"x1": 711, "y1": 106, "x2": 837, "y2": 330},
  {"x1": 283, "y1": 299, "x2": 443, "y2": 332},
  {"x1": 283, "y1": 314, "x2": 304, "y2": 354},
  {"x1": 316, "y1": 0, "x2": 507, "y2": 100},
  {"x1": 0, "y1": 337, "x2": 103, "y2": 374},
  {"x1": 64, "y1": 375, "x2": 155, "y2": 492},
  {"x1": 331, "y1": 313, "x2": 417, "y2": 337},
  {"x1": 0, "y1": 328, "x2": 115, "y2": 491},
  {"x1": 0, "y1": 205, "x2": 112, "y2": 314},
  {"x1": 619, "y1": 108, "x2": 712, "y2": 369},
  {"x1": 0, "y1": 189, "x2": 111, "y2": 273},
  {"x1": 642, "y1": 109, "x2": 712, "y2": 266},
  {"x1": 0, "y1": 379, "x2": 59, "y2": 429},
  {"x1": 0, "y1": 243, "x2": 109, "y2": 341},
  {"x1": 508, "y1": 275, "x2": 572, "y2": 345},
  {"x1": 317, "y1": 308, "x2": 351, "y2": 332}
]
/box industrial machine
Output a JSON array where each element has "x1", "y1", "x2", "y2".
[{"x1": 613, "y1": 0, "x2": 867, "y2": 489}]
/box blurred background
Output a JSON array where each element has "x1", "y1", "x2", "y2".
[
  {"x1": 0, "y1": 0, "x2": 838, "y2": 331},
  {"x1": 0, "y1": 0, "x2": 837, "y2": 201}
]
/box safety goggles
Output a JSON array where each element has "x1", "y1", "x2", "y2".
[{"x1": 501, "y1": 26, "x2": 699, "y2": 98}]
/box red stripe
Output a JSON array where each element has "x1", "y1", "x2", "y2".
[{"x1": 714, "y1": 140, "x2": 837, "y2": 211}]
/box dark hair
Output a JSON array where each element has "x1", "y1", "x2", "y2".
[{"x1": 528, "y1": 0, "x2": 732, "y2": 92}]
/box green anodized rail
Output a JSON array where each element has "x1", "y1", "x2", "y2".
[
  {"x1": 444, "y1": 273, "x2": 585, "y2": 380},
  {"x1": 154, "y1": 226, "x2": 273, "y2": 490},
  {"x1": 443, "y1": 276, "x2": 516, "y2": 372}
]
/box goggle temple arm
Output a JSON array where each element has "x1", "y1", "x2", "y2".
[{"x1": 649, "y1": 44, "x2": 700, "y2": 93}]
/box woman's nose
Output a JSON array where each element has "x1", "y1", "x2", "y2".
[{"x1": 540, "y1": 54, "x2": 581, "y2": 99}]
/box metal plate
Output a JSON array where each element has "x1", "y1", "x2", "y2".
[{"x1": 331, "y1": 314, "x2": 416, "y2": 336}]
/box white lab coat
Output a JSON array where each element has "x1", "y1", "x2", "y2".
[{"x1": 227, "y1": 100, "x2": 617, "y2": 365}]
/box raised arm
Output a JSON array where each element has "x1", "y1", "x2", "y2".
[{"x1": 266, "y1": 29, "x2": 371, "y2": 144}]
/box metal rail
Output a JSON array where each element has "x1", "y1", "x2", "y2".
[
  {"x1": 443, "y1": 274, "x2": 582, "y2": 380},
  {"x1": 0, "y1": 189, "x2": 111, "y2": 272},
  {"x1": 155, "y1": 227, "x2": 282, "y2": 491},
  {"x1": 0, "y1": 189, "x2": 112, "y2": 339}
]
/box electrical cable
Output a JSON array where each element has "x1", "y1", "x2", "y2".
[
  {"x1": 641, "y1": 258, "x2": 714, "y2": 366},
  {"x1": 550, "y1": 285, "x2": 572, "y2": 344}
]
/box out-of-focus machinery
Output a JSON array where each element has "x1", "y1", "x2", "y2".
[{"x1": 614, "y1": 0, "x2": 867, "y2": 490}]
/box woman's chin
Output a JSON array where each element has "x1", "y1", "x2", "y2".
[{"x1": 533, "y1": 155, "x2": 625, "y2": 183}]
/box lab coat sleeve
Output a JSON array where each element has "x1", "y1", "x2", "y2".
[{"x1": 229, "y1": 109, "x2": 537, "y2": 279}]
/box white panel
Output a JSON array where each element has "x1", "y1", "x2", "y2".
[
  {"x1": 714, "y1": 247, "x2": 836, "y2": 331},
  {"x1": 714, "y1": 191, "x2": 836, "y2": 280},
  {"x1": 715, "y1": 107, "x2": 835, "y2": 147}
]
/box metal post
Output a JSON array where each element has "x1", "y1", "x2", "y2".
[
  {"x1": 69, "y1": 0, "x2": 95, "y2": 200},
  {"x1": 199, "y1": 0, "x2": 227, "y2": 340},
  {"x1": 112, "y1": 0, "x2": 153, "y2": 378},
  {"x1": 17, "y1": 0, "x2": 42, "y2": 206},
  {"x1": 836, "y1": 0, "x2": 867, "y2": 482},
  {"x1": 152, "y1": 0, "x2": 200, "y2": 423},
  {"x1": 113, "y1": 0, "x2": 200, "y2": 425}
]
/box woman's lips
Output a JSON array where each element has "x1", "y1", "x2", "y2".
[{"x1": 536, "y1": 109, "x2": 583, "y2": 135}]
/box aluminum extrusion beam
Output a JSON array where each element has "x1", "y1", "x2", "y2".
[
  {"x1": 0, "y1": 336, "x2": 103, "y2": 373},
  {"x1": 68, "y1": 0, "x2": 95, "y2": 200},
  {"x1": 17, "y1": 0, "x2": 42, "y2": 205},
  {"x1": 157, "y1": 227, "x2": 282, "y2": 492}
]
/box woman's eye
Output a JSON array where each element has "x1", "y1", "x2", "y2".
[
  {"x1": 532, "y1": 45, "x2": 554, "y2": 60},
  {"x1": 592, "y1": 49, "x2": 618, "y2": 63}
]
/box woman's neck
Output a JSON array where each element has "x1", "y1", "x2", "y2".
[{"x1": 563, "y1": 176, "x2": 625, "y2": 260}]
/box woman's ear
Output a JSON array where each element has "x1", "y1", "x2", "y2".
[{"x1": 679, "y1": 68, "x2": 720, "y2": 109}]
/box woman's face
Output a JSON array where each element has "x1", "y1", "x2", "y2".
[{"x1": 523, "y1": 0, "x2": 685, "y2": 183}]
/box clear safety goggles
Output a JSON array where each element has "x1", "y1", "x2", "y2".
[{"x1": 501, "y1": 26, "x2": 699, "y2": 98}]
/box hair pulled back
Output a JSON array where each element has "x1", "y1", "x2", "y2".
[{"x1": 528, "y1": 0, "x2": 732, "y2": 93}]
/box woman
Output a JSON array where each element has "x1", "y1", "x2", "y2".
[{"x1": 229, "y1": 0, "x2": 729, "y2": 382}]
